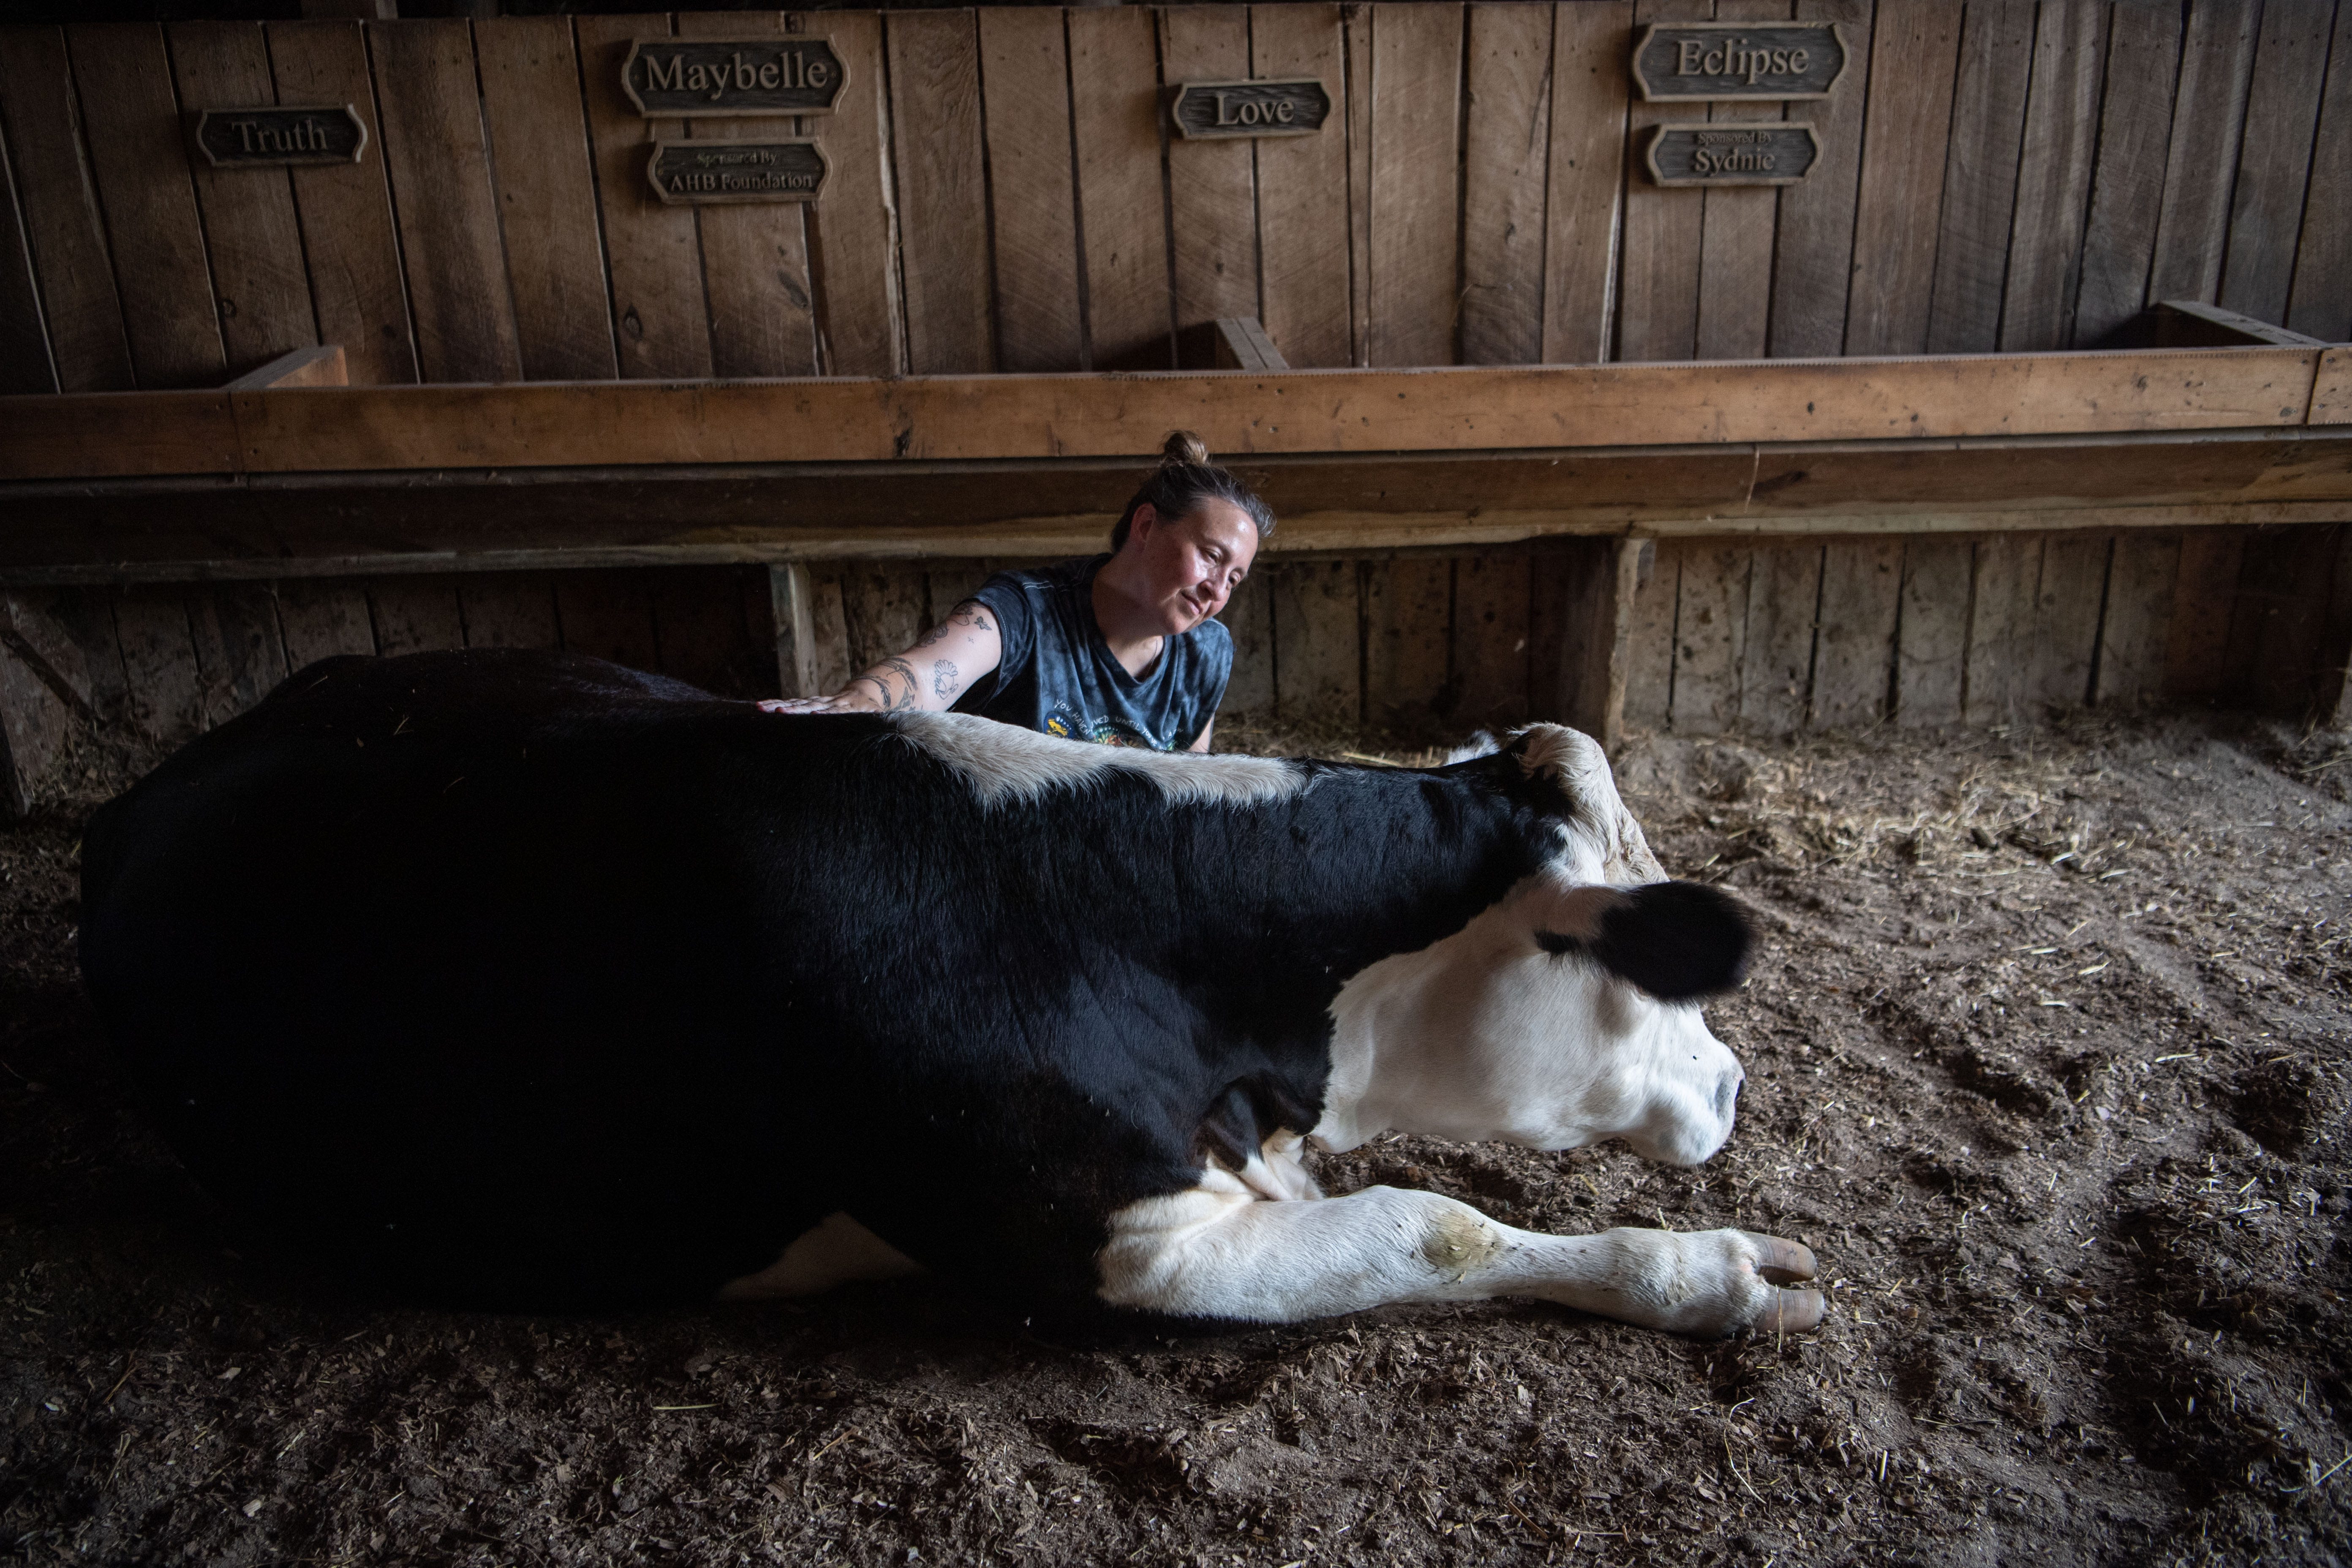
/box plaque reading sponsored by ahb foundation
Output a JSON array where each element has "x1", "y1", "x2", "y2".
[{"x1": 646, "y1": 139, "x2": 829, "y2": 205}]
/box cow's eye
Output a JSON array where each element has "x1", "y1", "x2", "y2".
[{"x1": 1534, "y1": 930, "x2": 1579, "y2": 957}]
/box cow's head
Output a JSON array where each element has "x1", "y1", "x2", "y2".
[{"x1": 1313, "y1": 726, "x2": 1751, "y2": 1168}]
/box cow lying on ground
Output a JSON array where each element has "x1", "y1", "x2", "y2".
[{"x1": 80, "y1": 650, "x2": 1822, "y2": 1337}]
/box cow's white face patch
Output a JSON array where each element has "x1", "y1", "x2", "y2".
[
  {"x1": 1314, "y1": 725, "x2": 1740, "y2": 1168},
  {"x1": 890, "y1": 711, "x2": 1306, "y2": 807}
]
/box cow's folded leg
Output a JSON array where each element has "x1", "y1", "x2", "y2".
[{"x1": 1099, "y1": 1181, "x2": 1824, "y2": 1338}]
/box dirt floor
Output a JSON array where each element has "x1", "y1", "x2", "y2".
[{"x1": 3, "y1": 707, "x2": 2349, "y2": 1568}]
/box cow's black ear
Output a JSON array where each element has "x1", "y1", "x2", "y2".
[{"x1": 1588, "y1": 881, "x2": 1752, "y2": 1000}]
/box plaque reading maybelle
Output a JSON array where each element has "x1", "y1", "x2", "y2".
[
  {"x1": 1169, "y1": 78, "x2": 1331, "y2": 140},
  {"x1": 623, "y1": 38, "x2": 847, "y2": 117},
  {"x1": 646, "y1": 139, "x2": 828, "y2": 204},
  {"x1": 193, "y1": 105, "x2": 367, "y2": 168},
  {"x1": 1645, "y1": 124, "x2": 1819, "y2": 187},
  {"x1": 1631, "y1": 22, "x2": 1847, "y2": 101}
]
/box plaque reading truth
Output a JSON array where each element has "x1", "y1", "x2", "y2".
[
  {"x1": 1169, "y1": 79, "x2": 1331, "y2": 140},
  {"x1": 622, "y1": 38, "x2": 847, "y2": 118},
  {"x1": 192, "y1": 105, "x2": 367, "y2": 168},
  {"x1": 646, "y1": 139, "x2": 828, "y2": 204},
  {"x1": 1631, "y1": 23, "x2": 1847, "y2": 101},
  {"x1": 1645, "y1": 124, "x2": 1819, "y2": 187}
]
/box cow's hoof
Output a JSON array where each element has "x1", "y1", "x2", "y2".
[{"x1": 1738, "y1": 1230, "x2": 1823, "y2": 1335}]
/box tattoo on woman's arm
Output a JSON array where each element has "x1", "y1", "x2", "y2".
[
  {"x1": 932, "y1": 660, "x2": 958, "y2": 698},
  {"x1": 876, "y1": 658, "x2": 922, "y2": 710},
  {"x1": 914, "y1": 601, "x2": 996, "y2": 650}
]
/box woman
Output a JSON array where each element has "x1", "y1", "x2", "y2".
[{"x1": 763, "y1": 432, "x2": 1272, "y2": 752}]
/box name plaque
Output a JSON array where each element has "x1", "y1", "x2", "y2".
[
  {"x1": 192, "y1": 105, "x2": 367, "y2": 168},
  {"x1": 622, "y1": 38, "x2": 847, "y2": 118},
  {"x1": 1645, "y1": 124, "x2": 1819, "y2": 187},
  {"x1": 1631, "y1": 23, "x2": 1847, "y2": 101},
  {"x1": 646, "y1": 139, "x2": 828, "y2": 204},
  {"x1": 1169, "y1": 78, "x2": 1330, "y2": 140}
]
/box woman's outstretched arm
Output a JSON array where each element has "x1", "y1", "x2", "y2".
[{"x1": 759, "y1": 599, "x2": 1003, "y2": 716}]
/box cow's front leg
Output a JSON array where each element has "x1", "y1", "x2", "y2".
[{"x1": 1098, "y1": 1176, "x2": 1822, "y2": 1337}]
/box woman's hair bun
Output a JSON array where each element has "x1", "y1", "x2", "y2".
[{"x1": 1160, "y1": 429, "x2": 1211, "y2": 468}]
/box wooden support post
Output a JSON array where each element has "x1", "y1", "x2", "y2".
[
  {"x1": 1176, "y1": 317, "x2": 1292, "y2": 371},
  {"x1": 769, "y1": 563, "x2": 850, "y2": 700},
  {"x1": 0, "y1": 590, "x2": 98, "y2": 816},
  {"x1": 1531, "y1": 536, "x2": 1638, "y2": 750}
]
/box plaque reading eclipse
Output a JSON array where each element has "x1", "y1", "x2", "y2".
[
  {"x1": 622, "y1": 37, "x2": 847, "y2": 117},
  {"x1": 1631, "y1": 22, "x2": 1847, "y2": 101},
  {"x1": 646, "y1": 139, "x2": 828, "y2": 205},
  {"x1": 1169, "y1": 79, "x2": 1331, "y2": 140}
]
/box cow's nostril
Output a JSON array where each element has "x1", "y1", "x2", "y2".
[{"x1": 1714, "y1": 1072, "x2": 1742, "y2": 1122}]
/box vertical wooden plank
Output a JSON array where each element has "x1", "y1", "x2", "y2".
[
  {"x1": 268, "y1": 20, "x2": 418, "y2": 387},
  {"x1": 1766, "y1": 0, "x2": 1868, "y2": 357},
  {"x1": 1924, "y1": 0, "x2": 2034, "y2": 354},
  {"x1": 803, "y1": 566, "x2": 852, "y2": 694},
  {"x1": 0, "y1": 95, "x2": 60, "y2": 392},
  {"x1": 2145, "y1": 1, "x2": 2261, "y2": 308},
  {"x1": 1452, "y1": 552, "x2": 1532, "y2": 730},
  {"x1": 770, "y1": 563, "x2": 822, "y2": 699},
  {"x1": 65, "y1": 23, "x2": 226, "y2": 387},
  {"x1": 887, "y1": 11, "x2": 994, "y2": 374},
  {"x1": 1459, "y1": 3, "x2": 1552, "y2": 366},
  {"x1": 45, "y1": 590, "x2": 129, "y2": 728},
  {"x1": 1250, "y1": 3, "x2": 1351, "y2": 368},
  {"x1": 977, "y1": 8, "x2": 1082, "y2": 373},
  {"x1": 1738, "y1": 542, "x2": 1821, "y2": 734},
  {"x1": 800, "y1": 11, "x2": 901, "y2": 377},
  {"x1": 839, "y1": 565, "x2": 927, "y2": 674},
  {"x1": 1894, "y1": 536, "x2": 1971, "y2": 726},
  {"x1": 1962, "y1": 533, "x2": 2041, "y2": 725},
  {"x1": 1161, "y1": 7, "x2": 1260, "y2": 336},
  {"x1": 277, "y1": 579, "x2": 377, "y2": 669},
  {"x1": 113, "y1": 588, "x2": 203, "y2": 743},
  {"x1": 369, "y1": 575, "x2": 467, "y2": 657},
  {"x1": 652, "y1": 568, "x2": 760, "y2": 697},
  {"x1": 1344, "y1": 3, "x2": 1373, "y2": 364},
  {"x1": 0, "y1": 27, "x2": 132, "y2": 391},
  {"x1": 368, "y1": 19, "x2": 522, "y2": 382},
  {"x1": 1529, "y1": 537, "x2": 1637, "y2": 746},
  {"x1": 1624, "y1": 540, "x2": 1677, "y2": 730},
  {"x1": 1273, "y1": 560, "x2": 1361, "y2": 726},
  {"x1": 186, "y1": 584, "x2": 289, "y2": 728},
  {"x1": 2232, "y1": 526, "x2": 2345, "y2": 716},
  {"x1": 457, "y1": 573, "x2": 560, "y2": 650},
  {"x1": 1997, "y1": 0, "x2": 2110, "y2": 352},
  {"x1": 2070, "y1": 2, "x2": 2182, "y2": 346},
  {"x1": 924, "y1": 563, "x2": 994, "y2": 626},
  {"x1": 1694, "y1": 0, "x2": 1787, "y2": 362},
  {"x1": 2286, "y1": 1, "x2": 2352, "y2": 343},
  {"x1": 167, "y1": 22, "x2": 319, "y2": 379},
  {"x1": 2094, "y1": 531, "x2": 2180, "y2": 708},
  {"x1": 1366, "y1": 3, "x2": 1463, "y2": 367},
  {"x1": 2028, "y1": 531, "x2": 2110, "y2": 710},
  {"x1": 1363, "y1": 555, "x2": 1450, "y2": 735},
  {"x1": 0, "y1": 633, "x2": 72, "y2": 816},
  {"x1": 1068, "y1": 8, "x2": 1171, "y2": 370},
  {"x1": 1615, "y1": 0, "x2": 1707, "y2": 363},
  {"x1": 1667, "y1": 544, "x2": 1747, "y2": 735},
  {"x1": 2219, "y1": 0, "x2": 2334, "y2": 329},
  {"x1": 1217, "y1": 567, "x2": 1276, "y2": 718},
  {"x1": 1808, "y1": 539, "x2": 1900, "y2": 729},
  {"x1": 1843, "y1": 0, "x2": 1962, "y2": 355},
  {"x1": 1540, "y1": 1, "x2": 1631, "y2": 365},
  {"x1": 574, "y1": 14, "x2": 714, "y2": 380},
  {"x1": 677, "y1": 11, "x2": 819, "y2": 379},
  {"x1": 474, "y1": 16, "x2": 619, "y2": 381},
  {"x1": 555, "y1": 571, "x2": 661, "y2": 673},
  {"x1": 2162, "y1": 529, "x2": 2244, "y2": 701}
]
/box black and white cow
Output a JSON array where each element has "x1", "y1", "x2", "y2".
[{"x1": 79, "y1": 649, "x2": 1822, "y2": 1337}]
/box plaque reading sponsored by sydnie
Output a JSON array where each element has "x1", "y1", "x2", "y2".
[
  {"x1": 1169, "y1": 79, "x2": 1331, "y2": 140},
  {"x1": 193, "y1": 105, "x2": 367, "y2": 168},
  {"x1": 646, "y1": 139, "x2": 828, "y2": 205},
  {"x1": 1644, "y1": 124, "x2": 1819, "y2": 187},
  {"x1": 622, "y1": 38, "x2": 847, "y2": 118},
  {"x1": 1630, "y1": 23, "x2": 1846, "y2": 101}
]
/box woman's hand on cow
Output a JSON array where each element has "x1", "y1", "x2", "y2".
[
  {"x1": 756, "y1": 600, "x2": 1005, "y2": 717},
  {"x1": 758, "y1": 681, "x2": 890, "y2": 716}
]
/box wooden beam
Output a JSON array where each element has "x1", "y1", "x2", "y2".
[
  {"x1": 223, "y1": 344, "x2": 349, "y2": 392},
  {"x1": 0, "y1": 347, "x2": 2328, "y2": 483},
  {"x1": 2151, "y1": 299, "x2": 2328, "y2": 350}
]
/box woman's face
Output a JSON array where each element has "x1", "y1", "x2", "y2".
[{"x1": 1126, "y1": 499, "x2": 1260, "y2": 636}]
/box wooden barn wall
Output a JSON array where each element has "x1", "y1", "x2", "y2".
[{"x1": 2, "y1": 0, "x2": 2349, "y2": 396}]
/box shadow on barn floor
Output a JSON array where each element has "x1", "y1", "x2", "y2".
[{"x1": 2, "y1": 709, "x2": 2349, "y2": 1567}]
